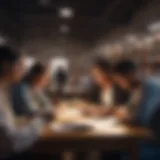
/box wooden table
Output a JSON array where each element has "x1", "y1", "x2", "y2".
[
  {"x1": 31, "y1": 102, "x2": 152, "y2": 160},
  {"x1": 31, "y1": 121, "x2": 152, "y2": 160}
]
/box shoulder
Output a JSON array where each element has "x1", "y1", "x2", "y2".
[
  {"x1": 12, "y1": 83, "x2": 31, "y2": 97},
  {"x1": 143, "y1": 76, "x2": 160, "y2": 93}
]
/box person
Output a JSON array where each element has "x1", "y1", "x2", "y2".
[
  {"x1": 113, "y1": 60, "x2": 160, "y2": 160},
  {"x1": 11, "y1": 62, "x2": 53, "y2": 117},
  {"x1": 91, "y1": 58, "x2": 114, "y2": 106},
  {"x1": 54, "y1": 67, "x2": 68, "y2": 93},
  {"x1": 88, "y1": 59, "x2": 135, "y2": 160},
  {"x1": 0, "y1": 45, "x2": 47, "y2": 159},
  {"x1": 82, "y1": 58, "x2": 132, "y2": 117},
  {"x1": 112, "y1": 60, "x2": 141, "y2": 121}
]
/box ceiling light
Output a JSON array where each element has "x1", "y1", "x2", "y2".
[
  {"x1": 58, "y1": 7, "x2": 74, "y2": 19},
  {"x1": 38, "y1": 0, "x2": 51, "y2": 6}
]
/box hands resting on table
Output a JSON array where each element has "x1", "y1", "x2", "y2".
[
  {"x1": 17, "y1": 100, "x2": 130, "y2": 124},
  {"x1": 77, "y1": 103, "x2": 130, "y2": 122}
]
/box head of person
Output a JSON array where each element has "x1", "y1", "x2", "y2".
[
  {"x1": 113, "y1": 60, "x2": 138, "y2": 90},
  {"x1": 23, "y1": 62, "x2": 50, "y2": 90},
  {"x1": 0, "y1": 45, "x2": 25, "y2": 84},
  {"x1": 91, "y1": 58, "x2": 112, "y2": 88}
]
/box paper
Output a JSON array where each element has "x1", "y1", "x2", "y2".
[
  {"x1": 56, "y1": 108, "x2": 82, "y2": 120},
  {"x1": 50, "y1": 116, "x2": 127, "y2": 135},
  {"x1": 79, "y1": 117, "x2": 121, "y2": 132}
]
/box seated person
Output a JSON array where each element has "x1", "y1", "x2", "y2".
[
  {"x1": 113, "y1": 62, "x2": 160, "y2": 160},
  {"x1": 98, "y1": 60, "x2": 160, "y2": 160},
  {"x1": 112, "y1": 60, "x2": 141, "y2": 121},
  {"x1": 11, "y1": 62, "x2": 53, "y2": 117},
  {"x1": 0, "y1": 45, "x2": 50, "y2": 160},
  {"x1": 82, "y1": 58, "x2": 132, "y2": 117}
]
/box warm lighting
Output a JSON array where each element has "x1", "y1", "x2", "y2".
[
  {"x1": 58, "y1": 7, "x2": 74, "y2": 19},
  {"x1": 148, "y1": 22, "x2": 160, "y2": 32},
  {"x1": 60, "y1": 25, "x2": 70, "y2": 34}
]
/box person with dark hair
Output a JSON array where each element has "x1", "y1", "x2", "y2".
[
  {"x1": 0, "y1": 45, "x2": 46, "y2": 159},
  {"x1": 82, "y1": 58, "x2": 134, "y2": 117},
  {"x1": 80, "y1": 58, "x2": 115, "y2": 116},
  {"x1": 113, "y1": 60, "x2": 160, "y2": 128},
  {"x1": 113, "y1": 65, "x2": 160, "y2": 160},
  {"x1": 91, "y1": 58, "x2": 114, "y2": 106},
  {"x1": 11, "y1": 62, "x2": 53, "y2": 117},
  {"x1": 111, "y1": 60, "x2": 141, "y2": 121},
  {"x1": 113, "y1": 60, "x2": 138, "y2": 89}
]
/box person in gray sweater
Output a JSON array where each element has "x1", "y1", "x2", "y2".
[{"x1": 0, "y1": 45, "x2": 48, "y2": 160}]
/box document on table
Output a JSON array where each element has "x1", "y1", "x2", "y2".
[
  {"x1": 51, "y1": 116, "x2": 127, "y2": 134},
  {"x1": 55, "y1": 107, "x2": 83, "y2": 121},
  {"x1": 81, "y1": 117, "x2": 127, "y2": 134}
]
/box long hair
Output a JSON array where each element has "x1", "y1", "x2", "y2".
[
  {"x1": 23, "y1": 62, "x2": 46, "y2": 85},
  {"x1": 93, "y1": 57, "x2": 113, "y2": 82}
]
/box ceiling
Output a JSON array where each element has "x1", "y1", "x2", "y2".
[{"x1": 0, "y1": 0, "x2": 151, "y2": 43}]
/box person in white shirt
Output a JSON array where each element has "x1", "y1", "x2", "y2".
[
  {"x1": 0, "y1": 45, "x2": 48, "y2": 159},
  {"x1": 91, "y1": 59, "x2": 114, "y2": 107},
  {"x1": 81, "y1": 58, "x2": 115, "y2": 117}
]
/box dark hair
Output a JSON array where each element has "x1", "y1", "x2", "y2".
[
  {"x1": 23, "y1": 62, "x2": 46, "y2": 84},
  {"x1": 114, "y1": 60, "x2": 136, "y2": 76},
  {"x1": 93, "y1": 58, "x2": 111, "y2": 74},
  {"x1": 0, "y1": 45, "x2": 20, "y2": 76}
]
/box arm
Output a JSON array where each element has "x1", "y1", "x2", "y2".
[
  {"x1": 0, "y1": 107, "x2": 44, "y2": 157},
  {"x1": 37, "y1": 91, "x2": 53, "y2": 112},
  {"x1": 114, "y1": 88, "x2": 142, "y2": 122}
]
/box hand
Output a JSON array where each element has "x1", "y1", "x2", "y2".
[
  {"x1": 79, "y1": 106, "x2": 92, "y2": 116},
  {"x1": 115, "y1": 107, "x2": 129, "y2": 121}
]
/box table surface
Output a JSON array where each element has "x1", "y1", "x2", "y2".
[
  {"x1": 40, "y1": 121, "x2": 152, "y2": 141},
  {"x1": 32, "y1": 102, "x2": 153, "y2": 154}
]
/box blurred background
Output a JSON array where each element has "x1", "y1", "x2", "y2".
[{"x1": 1, "y1": 0, "x2": 160, "y2": 72}]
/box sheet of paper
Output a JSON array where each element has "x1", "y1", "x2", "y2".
[
  {"x1": 51, "y1": 116, "x2": 127, "y2": 135},
  {"x1": 56, "y1": 107, "x2": 82, "y2": 121},
  {"x1": 78, "y1": 117, "x2": 125, "y2": 133}
]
